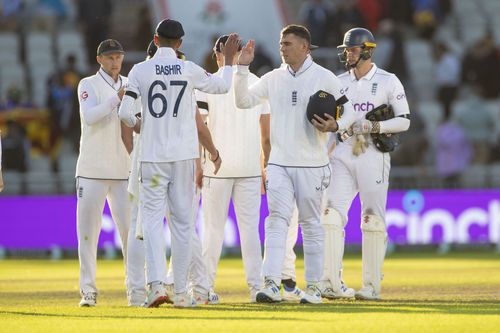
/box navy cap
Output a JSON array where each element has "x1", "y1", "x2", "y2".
[
  {"x1": 155, "y1": 19, "x2": 185, "y2": 39},
  {"x1": 97, "y1": 39, "x2": 124, "y2": 56},
  {"x1": 306, "y1": 90, "x2": 338, "y2": 123},
  {"x1": 213, "y1": 34, "x2": 242, "y2": 53}
]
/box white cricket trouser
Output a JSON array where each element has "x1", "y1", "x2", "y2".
[
  {"x1": 326, "y1": 143, "x2": 390, "y2": 292},
  {"x1": 326, "y1": 143, "x2": 390, "y2": 224},
  {"x1": 127, "y1": 194, "x2": 147, "y2": 298},
  {"x1": 281, "y1": 207, "x2": 299, "y2": 281},
  {"x1": 202, "y1": 177, "x2": 263, "y2": 290},
  {"x1": 166, "y1": 189, "x2": 211, "y2": 294},
  {"x1": 77, "y1": 177, "x2": 131, "y2": 294},
  {"x1": 140, "y1": 160, "x2": 195, "y2": 295},
  {"x1": 262, "y1": 164, "x2": 330, "y2": 283}
]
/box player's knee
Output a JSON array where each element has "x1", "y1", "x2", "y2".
[
  {"x1": 300, "y1": 221, "x2": 325, "y2": 242},
  {"x1": 268, "y1": 209, "x2": 293, "y2": 227},
  {"x1": 360, "y1": 214, "x2": 386, "y2": 233},
  {"x1": 265, "y1": 215, "x2": 289, "y2": 234},
  {"x1": 321, "y1": 207, "x2": 346, "y2": 229},
  {"x1": 303, "y1": 240, "x2": 323, "y2": 255}
]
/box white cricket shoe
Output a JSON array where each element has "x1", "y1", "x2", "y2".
[
  {"x1": 355, "y1": 286, "x2": 380, "y2": 300},
  {"x1": 174, "y1": 292, "x2": 197, "y2": 308},
  {"x1": 79, "y1": 292, "x2": 97, "y2": 307},
  {"x1": 300, "y1": 284, "x2": 322, "y2": 304},
  {"x1": 318, "y1": 280, "x2": 355, "y2": 299},
  {"x1": 256, "y1": 279, "x2": 282, "y2": 303},
  {"x1": 164, "y1": 284, "x2": 174, "y2": 304},
  {"x1": 128, "y1": 291, "x2": 147, "y2": 307},
  {"x1": 282, "y1": 285, "x2": 305, "y2": 302},
  {"x1": 192, "y1": 288, "x2": 219, "y2": 305},
  {"x1": 142, "y1": 283, "x2": 169, "y2": 308}
]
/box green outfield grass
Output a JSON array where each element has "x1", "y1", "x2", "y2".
[{"x1": 0, "y1": 252, "x2": 499, "y2": 333}]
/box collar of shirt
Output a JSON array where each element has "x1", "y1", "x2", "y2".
[
  {"x1": 349, "y1": 63, "x2": 378, "y2": 82},
  {"x1": 98, "y1": 68, "x2": 122, "y2": 89},
  {"x1": 287, "y1": 54, "x2": 313, "y2": 77},
  {"x1": 153, "y1": 47, "x2": 178, "y2": 59}
]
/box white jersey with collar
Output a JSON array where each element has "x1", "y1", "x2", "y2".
[
  {"x1": 337, "y1": 63, "x2": 410, "y2": 146},
  {"x1": 195, "y1": 66, "x2": 270, "y2": 178},
  {"x1": 125, "y1": 47, "x2": 233, "y2": 163},
  {"x1": 76, "y1": 68, "x2": 130, "y2": 179},
  {"x1": 235, "y1": 55, "x2": 354, "y2": 168}
]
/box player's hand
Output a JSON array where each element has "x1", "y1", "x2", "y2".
[
  {"x1": 238, "y1": 39, "x2": 255, "y2": 65},
  {"x1": 311, "y1": 113, "x2": 338, "y2": 132},
  {"x1": 352, "y1": 119, "x2": 372, "y2": 134},
  {"x1": 261, "y1": 167, "x2": 267, "y2": 195},
  {"x1": 222, "y1": 33, "x2": 241, "y2": 62},
  {"x1": 118, "y1": 87, "x2": 125, "y2": 100},
  {"x1": 0, "y1": 170, "x2": 4, "y2": 192},
  {"x1": 133, "y1": 117, "x2": 141, "y2": 134},
  {"x1": 210, "y1": 150, "x2": 222, "y2": 175},
  {"x1": 195, "y1": 164, "x2": 203, "y2": 189}
]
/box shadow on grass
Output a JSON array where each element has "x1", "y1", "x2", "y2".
[
  {"x1": 1, "y1": 295, "x2": 499, "y2": 318},
  {"x1": 215, "y1": 298, "x2": 500, "y2": 315},
  {"x1": 0, "y1": 310, "x2": 301, "y2": 321}
]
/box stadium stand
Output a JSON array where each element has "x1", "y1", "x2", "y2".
[{"x1": 0, "y1": 0, "x2": 499, "y2": 194}]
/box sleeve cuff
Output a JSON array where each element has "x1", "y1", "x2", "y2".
[
  {"x1": 336, "y1": 119, "x2": 347, "y2": 132},
  {"x1": 236, "y1": 65, "x2": 250, "y2": 74}
]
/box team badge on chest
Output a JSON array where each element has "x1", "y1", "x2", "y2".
[{"x1": 291, "y1": 91, "x2": 298, "y2": 106}]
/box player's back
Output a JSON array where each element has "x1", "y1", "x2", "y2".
[
  {"x1": 198, "y1": 70, "x2": 267, "y2": 177},
  {"x1": 127, "y1": 47, "x2": 233, "y2": 163},
  {"x1": 131, "y1": 48, "x2": 199, "y2": 163}
]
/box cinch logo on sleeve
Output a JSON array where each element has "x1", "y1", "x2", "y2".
[{"x1": 353, "y1": 101, "x2": 374, "y2": 112}]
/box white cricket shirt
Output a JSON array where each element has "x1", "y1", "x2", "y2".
[
  {"x1": 122, "y1": 47, "x2": 233, "y2": 163},
  {"x1": 235, "y1": 55, "x2": 355, "y2": 167},
  {"x1": 196, "y1": 67, "x2": 270, "y2": 178},
  {"x1": 76, "y1": 68, "x2": 130, "y2": 179},
  {"x1": 337, "y1": 63, "x2": 410, "y2": 145}
]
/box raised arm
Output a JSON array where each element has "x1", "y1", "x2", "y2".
[
  {"x1": 193, "y1": 34, "x2": 240, "y2": 94},
  {"x1": 234, "y1": 40, "x2": 270, "y2": 109}
]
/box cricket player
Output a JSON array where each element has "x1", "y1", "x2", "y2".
[
  {"x1": 76, "y1": 39, "x2": 143, "y2": 307},
  {"x1": 127, "y1": 40, "x2": 220, "y2": 306},
  {"x1": 315, "y1": 28, "x2": 410, "y2": 301},
  {"x1": 234, "y1": 24, "x2": 356, "y2": 304},
  {"x1": 195, "y1": 34, "x2": 270, "y2": 303},
  {"x1": 118, "y1": 19, "x2": 239, "y2": 308}
]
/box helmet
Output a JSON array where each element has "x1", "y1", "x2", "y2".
[
  {"x1": 338, "y1": 27, "x2": 376, "y2": 49},
  {"x1": 337, "y1": 28, "x2": 376, "y2": 66}
]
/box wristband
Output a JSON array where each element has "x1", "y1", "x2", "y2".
[{"x1": 210, "y1": 150, "x2": 220, "y2": 162}]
